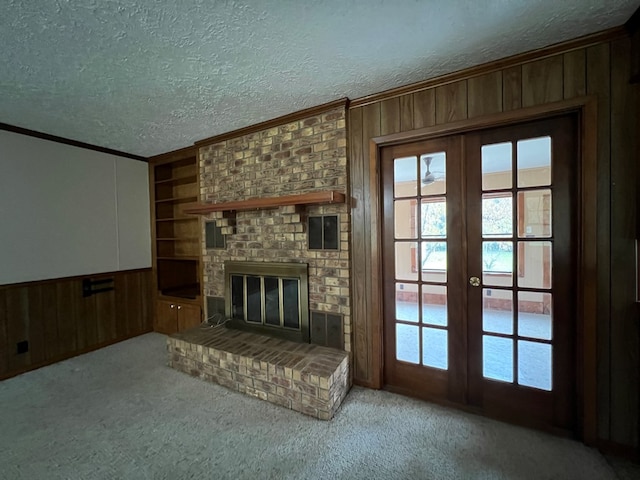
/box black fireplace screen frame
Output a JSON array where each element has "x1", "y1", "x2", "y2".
[{"x1": 224, "y1": 261, "x2": 310, "y2": 343}]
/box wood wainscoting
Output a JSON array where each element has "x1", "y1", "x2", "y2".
[{"x1": 0, "y1": 269, "x2": 154, "y2": 380}]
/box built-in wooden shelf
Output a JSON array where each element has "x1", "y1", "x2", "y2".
[
  {"x1": 157, "y1": 256, "x2": 200, "y2": 261},
  {"x1": 155, "y1": 174, "x2": 198, "y2": 185},
  {"x1": 155, "y1": 196, "x2": 198, "y2": 204},
  {"x1": 183, "y1": 191, "x2": 346, "y2": 215},
  {"x1": 156, "y1": 237, "x2": 200, "y2": 241},
  {"x1": 156, "y1": 217, "x2": 197, "y2": 222}
]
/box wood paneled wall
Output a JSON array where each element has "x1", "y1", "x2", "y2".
[
  {"x1": 628, "y1": 6, "x2": 640, "y2": 83},
  {"x1": 349, "y1": 34, "x2": 639, "y2": 450},
  {"x1": 0, "y1": 269, "x2": 153, "y2": 380}
]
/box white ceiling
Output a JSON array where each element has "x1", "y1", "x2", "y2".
[{"x1": 1, "y1": 1, "x2": 638, "y2": 158}]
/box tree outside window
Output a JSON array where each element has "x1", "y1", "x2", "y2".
[
  {"x1": 482, "y1": 196, "x2": 513, "y2": 272},
  {"x1": 421, "y1": 200, "x2": 446, "y2": 270},
  {"x1": 418, "y1": 196, "x2": 514, "y2": 272}
]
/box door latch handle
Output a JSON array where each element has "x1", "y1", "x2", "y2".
[{"x1": 469, "y1": 276, "x2": 481, "y2": 287}]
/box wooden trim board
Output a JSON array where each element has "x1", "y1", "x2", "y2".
[
  {"x1": 0, "y1": 122, "x2": 146, "y2": 162},
  {"x1": 183, "y1": 191, "x2": 346, "y2": 215}
]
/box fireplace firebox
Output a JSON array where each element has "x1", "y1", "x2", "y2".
[{"x1": 224, "y1": 261, "x2": 309, "y2": 343}]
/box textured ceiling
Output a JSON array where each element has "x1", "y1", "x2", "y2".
[{"x1": 1, "y1": 1, "x2": 638, "y2": 157}]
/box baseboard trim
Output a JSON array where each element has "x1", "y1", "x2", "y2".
[
  {"x1": 353, "y1": 378, "x2": 379, "y2": 389},
  {"x1": 598, "y1": 440, "x2": 640, "y2": 462}
]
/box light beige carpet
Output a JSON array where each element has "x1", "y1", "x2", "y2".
[{"x1": 0, "y1": 333, "x2": 625, "y2": 479}]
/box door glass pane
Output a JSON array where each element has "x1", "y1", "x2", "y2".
[
  {"x1": 482, "y1": 194, "x2": 513, "y2": 238},
  {"x1": 482, "y1": 241, "x2": 513, "y2": 286},
  {"x1": 518, "y1": 340, "x2": 552, "y2": 391},
  {"x1": 421, "y1": 242, "x2": 447, "y2": 282},
  {"x1": 394, "y1": 156, "x2": 417, "y2": 198},
  {"x1": 420, "y1": 152, "x2": 446, "y2": 195},
  {"x1": 421, "y1": 198, "x2": 446, "y2": 238},
  {"x1": 422, "y1": 327, "x2": 448, "y2": 370},
  {"x1": 396, "y1": 323, "x2": 419, "y2": 364},
  {"x1": 482, "y1": 142, "x2": 512, "y2": 191},
  {"x1": 483, "y1": 288, "x2": 513, "y2": 335},
  {"x1": 395, "y1": 242, "x2": 418, "y2": 281},
  {"x1": 483, "y1": 335, "x2": 514, "y2": 383},
  {"x1": 395, "y1": 199, "x2": 417, "y2": 239},
  {"x1": 518, "y1": 190, "x2": 552, "y2": 238},
  {"x1": 517, "y1": 241, "x2": 552, "y2": 289},
  {"x1": 517, "y1": 136, "x2": 551, "y2": 188},
  {"x1": 518, "y1": 291, "x2": 552, "y2": 340},
  {"x1": 422, "y1": 284, "x2": 447, "y2": 326},
  {"x1": 396, "y1": 283, "x2": 419, "y2": 323}
]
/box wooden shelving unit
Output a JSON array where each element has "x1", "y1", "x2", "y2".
[{"x1": 149, "y1": 150, "x2": 202, "y2": 334}]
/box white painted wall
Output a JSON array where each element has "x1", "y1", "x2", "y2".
[{"x1": 0, "y1": 130, "x2": 151, "y2": 285}]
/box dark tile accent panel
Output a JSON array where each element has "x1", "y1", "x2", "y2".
[
  {"x1": 310, "y1": 311, "x2": 344, "y2": 350},
  {"x1": 205, "y1": 221, "x2": 225, "y2": 249},
  {"x1": 311, "y1": 311, "x2": 327, "y2": 345},
  {"x1": 326, "y1": 314, "x2": 343, "y2": 349}
]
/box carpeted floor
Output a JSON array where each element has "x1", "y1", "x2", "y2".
[{"x1": 0, "y1": 332, "x2": 630, "y2": 480}]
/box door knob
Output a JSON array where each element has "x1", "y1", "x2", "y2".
[{"x1": 469, "y1": 276, "x2": 480, "y2": 287}]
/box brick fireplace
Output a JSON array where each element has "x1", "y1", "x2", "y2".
[
  {"x1": 199, "y1": 103, "x2": 351, "y2": 351},
  {"x1": 167, "y1": 102, "x2": 352, "y2": 419}
]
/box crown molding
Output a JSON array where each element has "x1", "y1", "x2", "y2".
[{"x1": 0, "y1": 122, "x2": 146, "y2": 161}]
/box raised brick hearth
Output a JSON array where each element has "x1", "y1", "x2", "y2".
[{"x1": 167, "y1": 326, "x2": 350, "y2": 420}]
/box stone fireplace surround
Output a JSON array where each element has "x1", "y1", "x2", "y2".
[{"x1": 167, "y1": 103, "x2": 352, "y2": 418}]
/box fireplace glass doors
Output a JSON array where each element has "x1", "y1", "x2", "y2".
[{"x1": 224, "y1": 261, "x2": 310, "y2": 343}]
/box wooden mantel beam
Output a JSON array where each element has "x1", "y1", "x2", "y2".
[{"x1": 183, "y1": 191, "x2": 346, "y2": 215}]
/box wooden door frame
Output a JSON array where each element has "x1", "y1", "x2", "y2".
[{"x1": 367, "y1": 96, "x2": 598, "y2": 444}]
